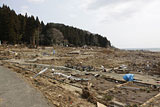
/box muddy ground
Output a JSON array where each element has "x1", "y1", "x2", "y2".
[{"x1": 0, "y1": 45, "x2": 160, "y2": 107}]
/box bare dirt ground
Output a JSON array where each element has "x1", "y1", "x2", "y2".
[{"x1": 0, "y1": 45, "x2": 160, "y2": 107}]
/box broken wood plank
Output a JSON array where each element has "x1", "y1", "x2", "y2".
[
  {"x1": 111, "y1": 100, "x2": 126, "y2": 107},
  {"x1": 140, "y1": 92, "x2": 160, "y2": 107},
  {"x1": 120, "y1": 86, "x2": 140, "y2": 90},
  {"x1": 97, "y1": 102, "x2": 106, "y2": 107},
  {"x1": 104, "y1": 82, "x2": 131, "y2": 93}
]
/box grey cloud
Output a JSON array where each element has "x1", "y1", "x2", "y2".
[
  {"x1": 86, "y1": 0, "x2": 153, "y2": 21},
  {"x1": 87, "y1": 0, "x2": 152, "y2": 10},
  {"x1": 105, "y1": 9, "x2": 136, "y2": 21},
  {"x1": 87, "y1": 0, "x2": 128, "y2": 10}
]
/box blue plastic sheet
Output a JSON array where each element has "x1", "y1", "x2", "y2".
[{"x1": 123, "y1": 74, "x2": 134, "y2": 81}]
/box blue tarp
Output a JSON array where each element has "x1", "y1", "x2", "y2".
[{"x1": 123, "y1": 74, "x2": 134, "y2": 81}]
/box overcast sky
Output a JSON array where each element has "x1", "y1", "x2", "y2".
[{"x1": 1, "y1": 0, "x2": 160, "y2": 48}]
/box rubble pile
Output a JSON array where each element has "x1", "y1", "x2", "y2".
[{"x1": 0, "y1": 45, "x2": 160, "y2": 106}]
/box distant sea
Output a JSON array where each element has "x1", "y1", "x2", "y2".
[{"x1": 122, "y1": 48, "x2": 160, "y2": 52}]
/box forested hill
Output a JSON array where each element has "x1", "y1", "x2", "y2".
[{"x1": 0, "y1": 5, "x2": 111, "y2": 47}]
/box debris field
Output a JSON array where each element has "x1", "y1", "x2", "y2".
[{"x1": 0, "y1": 45, "x2": 160, "y2": 107}]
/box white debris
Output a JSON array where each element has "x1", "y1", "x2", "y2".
[
  {"x1": 33, "y1": 68, "x2": 48, "y2": 78},
  {"x1": 52, "y1": 68, "x2": 55, "y2": 72},
  {"x1": 101, "y1": 65, "x2": 104, "y2": 69},
  {"x1": 52, "y1": 69, "x2": 89, "y2": 81},
  {"x1": 119, "y1": 64, "x2": 127, "y2": 69}
]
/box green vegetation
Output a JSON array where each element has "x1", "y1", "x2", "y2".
[{"x1": 0, "y1": 5, "x2": 111, "y2": 47}]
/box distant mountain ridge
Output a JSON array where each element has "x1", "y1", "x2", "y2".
[{"x1": 0, "y1": 4, "x2": 111, "y2": 48}]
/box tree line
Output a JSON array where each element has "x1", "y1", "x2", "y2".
[{"x1": 0, "y1": 5, "x2": 111, "y2": 48}]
